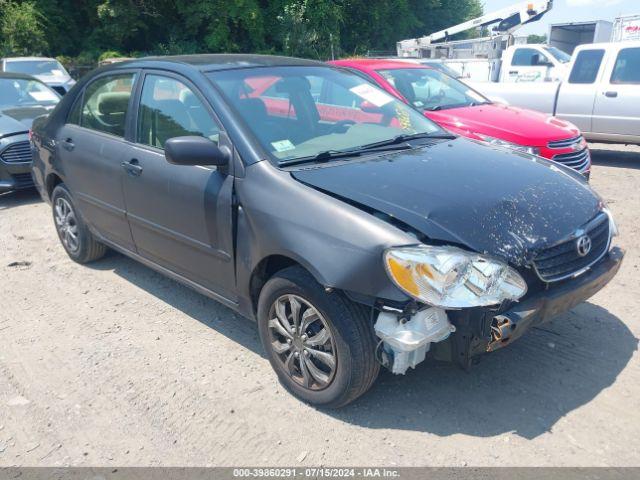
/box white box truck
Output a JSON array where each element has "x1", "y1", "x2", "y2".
[
  {"x1": 548, "y1": 21, "x2": 613, "y2": 54},
  {"x1": 612, "y1": 15, "x2": 640, "y2": 42}
]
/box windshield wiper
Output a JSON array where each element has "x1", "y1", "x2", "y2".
[
  {"x1": 425, "y1": 102, "x2": 478, "y2": 111},
  {"x1": 279, "y1": 143, "x2": 415, "y2": 167},
  {"x1": 359, "y1": 131, "x2": 455, "y2": 149},
  {"x1": 279, "y1": 131, "x2": 456, "y2": 167}
]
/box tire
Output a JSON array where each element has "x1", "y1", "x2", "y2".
[
  {"x1": 51, "y1": 184, "x2": 107, "y2": 264},
  {"x1": 257, "y1": 266, "x2": 379, "y2": 408}
]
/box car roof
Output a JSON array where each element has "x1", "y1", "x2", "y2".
[
  {"x1": 574, "y1": 40, "x2": 640, "y2": 50},
  {"x1": 330, "y1": 58, "x2": 428, "y2": 71},
  {"x1": 2, "y1": 56, "x2": 58, "y2": 62},
  {"x1": 103, "y1": 54, "x2": 325, "y2": 73},
  {"x1": 0, "y1": 71, "x2": 43, "y2": 81}
]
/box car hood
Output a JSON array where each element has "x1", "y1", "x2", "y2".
[
  {"x1": 33, "y1": 73, "x2": 72, "y2": 86},
  {"x1": 291, "y1": 138, "x2": 602, "y2": 266},
  {"x1": 0, "y1": 105, "x2": 55, "y2": 131},
  {"x1": 426, "y1": 103, "x2": 580, "y2": 146}
]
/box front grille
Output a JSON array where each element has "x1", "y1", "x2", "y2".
[
  {"x1": 11, "y1": 172, "x2": 34, "y2": 187},
  {"x1": 51, "y1": 86, "x2": 67, "y2": 95},
  {"x1": 533, "y1": 212, "x2": 611, "y2": 282},
  {"x1": 548, "y1": 135, "x2": 583, "y2": 149},
  {"x1": 0, "y1": 141, "x2": 32, "y2": 164},
  {"x1": 552, "y1": 148, "x2": 590, "y2": 172}
]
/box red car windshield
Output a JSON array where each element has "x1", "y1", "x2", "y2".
[{"x1": 377, "y1": 68, "x2": 489, "y2": 111}]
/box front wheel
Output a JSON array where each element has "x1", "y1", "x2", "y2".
[{"x1": 257, "y1": 266, "x2": 379, "y2": 408}]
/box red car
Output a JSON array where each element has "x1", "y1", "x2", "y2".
[{"x1": 329, "y1": 59, "x2": 591, "y2": 177}]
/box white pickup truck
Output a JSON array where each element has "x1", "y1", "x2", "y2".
[{"x1": 471, "y1": 41, "x2": 640, "y2": 144}]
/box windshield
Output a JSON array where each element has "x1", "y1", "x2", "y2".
[
  {"x1": 377, "y1": 67, "x2": 488, "y2": 111},
  {"x1": 207, "y1": 66, "x2": 442, "y2": 164},
  {"x1": 544, "y1": 46, "x2": 571, "y2": 64},
  {"x1": 0, "y1": 78, "x2": 60, "y2": 107},
  {"x1": 4, "y1": 60, "x2": 68, "y2": 77}
]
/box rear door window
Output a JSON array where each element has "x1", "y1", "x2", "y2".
[
  {"x1": 569, "y1": 49, "x2": 605, "y2": 84},
  {"x1": 79, "y1": 73, "x2": 136, "y2": 137},
  {"x1": 610, "y1": 47, "x2": 640, "y2": 84}
]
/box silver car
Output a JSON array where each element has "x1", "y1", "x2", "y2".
[{"x1": 1, "y1": 57, "x2": 76, "y2": 95}]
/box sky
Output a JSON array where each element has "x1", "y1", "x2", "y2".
[{"x1": 481, "y1": 0, "x2": 639, "y2": 36}]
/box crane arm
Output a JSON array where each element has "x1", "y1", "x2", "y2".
[{"x1": 414, "y1": 1, "x2": 552, "y2": 45}]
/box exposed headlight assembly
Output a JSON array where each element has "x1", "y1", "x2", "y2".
[
  {"x1": 384, "y1": 245, "x2": 527, "y2": 308},
  {"x1": 478, "y1": 134, "x2": 540, "y2": 156}
]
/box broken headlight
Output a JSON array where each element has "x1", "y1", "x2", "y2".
[
  {"x1": 384, "y1": 245, "x2": 527, "y2": 308},
  {"x1": 478, "y1": 134, "x2": 540, "y2": 156}
]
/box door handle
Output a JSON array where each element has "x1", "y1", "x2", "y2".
[
  {"x1": 61, "y1": 138, "x2": 75, "y2": 151},
  {"x1": 121, "y1": 158, "x2": 143, "y2": 176},
  {"x1": 604, "y1": 91, "x2": 618, "y2": 98}
]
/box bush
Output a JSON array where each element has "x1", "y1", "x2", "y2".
[
  {"x1": 98, "y1": 50, "x2": 125, "y2": 63},
  {"x1": 55, "y1": 55, "x2": 75, "y2": 70}
]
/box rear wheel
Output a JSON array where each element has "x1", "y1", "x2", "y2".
[
  {"x1": 52, "y1": 184, "x2": 107, "y2": 264},
  {"x1": 257, "y1": 266, "x2": 379, "y2": 408}
]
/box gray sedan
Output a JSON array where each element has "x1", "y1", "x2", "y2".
[
  {"x1": 30, "y1": 55, "x2": 623, "y2": 407},
  {"x1": 0, "y1": 72, "x2": 59, "y2": 193}
]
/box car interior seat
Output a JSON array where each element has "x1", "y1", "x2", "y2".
[{"x1": 95, "y1": 92, "x2": 130, "y2": 135}]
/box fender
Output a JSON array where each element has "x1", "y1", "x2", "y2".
[{"x1": 233, "y1": 160, "x2": 416, "y2": 319}]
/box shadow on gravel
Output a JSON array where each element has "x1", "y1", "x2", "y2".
[
  {"x1": 591, "y1": 147, "x2": 640, "y2": 170},
  {"x1": 88, "y1": 251, "x2": 264, "y2": 357},
  {"x1": 88, "y1": 252, "x2": 636, "y2": 440},
  {"x1": 333, "y1": 302, "x2": 637, "y2": 439},
  {"x1": 0, "y1": 189, "x2": 42, "y2": 210}
]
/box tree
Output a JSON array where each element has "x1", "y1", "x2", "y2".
[
  {"x1": 277, "y1": 0, "x2": 343, "y2": 59},
  {"x1": 0, "y1": 0, "x2": 485, "y2": 62},
  {"x1": 527, "y1": 33, "x2": 547, "y2": 44},
  {"x1": 0, "y1": 0, "x2": 48, "y2": 56},
  {"x1": 340, "y1": 0, "x2": 423, "y2": 56}
]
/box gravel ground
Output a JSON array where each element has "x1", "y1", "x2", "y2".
[{"x1": 0, "y1": 143, "x2": 639, "y2": 467}]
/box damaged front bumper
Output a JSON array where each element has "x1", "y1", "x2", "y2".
[
  {"x1": 376, "y1": 246, "x2": 624, "y2": 372},
  {"x1": 484, "y1": 246, "x2": 624, "y2": 353}
]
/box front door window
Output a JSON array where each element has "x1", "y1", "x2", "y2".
[{"x1": 137, "y1": 74, "x2": 220, "y2": 149}]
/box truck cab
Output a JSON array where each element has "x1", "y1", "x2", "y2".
[
  {"x1": 497, "y1": 44, "x2": 571, "y2": 82},
  {"x1": 561, "y1": 41, "x2": 640, "y2": 143}
]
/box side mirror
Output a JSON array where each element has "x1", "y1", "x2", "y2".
[{"x1": 165, "y1": 136, "x2": 229, "y2": 166}]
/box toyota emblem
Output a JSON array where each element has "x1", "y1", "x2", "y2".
[{"x1": 576, "y1": 234, "x2": 592, "y2": 257}]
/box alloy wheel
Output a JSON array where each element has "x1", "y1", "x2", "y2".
[
  {"x1": 267, "y1": 294, "x2": 337, "y2": 391},
  {"x1": 54, "y1": 197, "x2": 80, "y2": 253}
]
